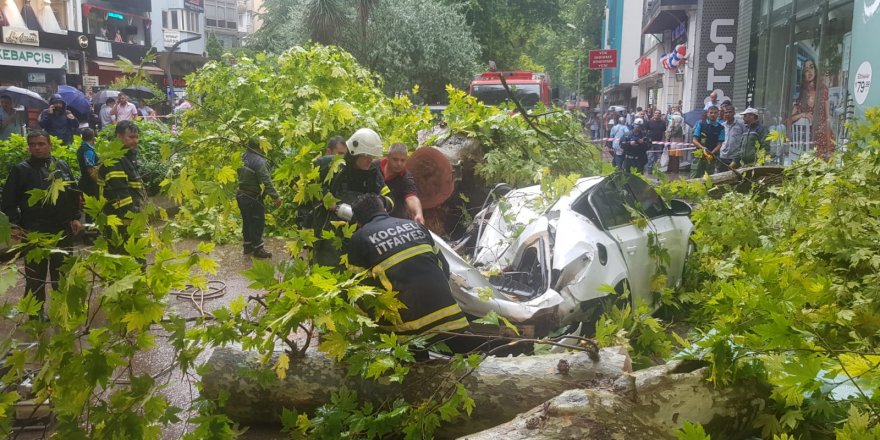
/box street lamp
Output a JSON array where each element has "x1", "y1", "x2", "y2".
[{"x1": 165, "y1": 34, "x2": 202, "y2": 108}]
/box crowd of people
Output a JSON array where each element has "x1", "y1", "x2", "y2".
[
  {"x1": 0, "y1": 92, "x2": 191, "y2": 143},
  {"x1": 592, "y1": 100, "x2": 770, "y2": 178}
]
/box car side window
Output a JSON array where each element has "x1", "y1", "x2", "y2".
[
  {"x1": 571, "y1": 192, "x2": 601, "y2": 226},
  {"x1": 588, "y1": 181, "x2": 631, "y2": 229},
  {"x1": 625, "y1": 175, "x2": 667, "y2": 219}
]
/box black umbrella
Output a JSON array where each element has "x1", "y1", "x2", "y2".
[
  {"x1": 683, "y1": 109, "x2": 705, "y2": 128},
  {"x1": 121, "y1": 86, "x2": 156, "y2": 100},
  {"x1": 0, "y1": 86, "x2": 49, "y2": 110}
]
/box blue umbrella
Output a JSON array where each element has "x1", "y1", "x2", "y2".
[
  {"x1": 57, "y1": 85, "x2": 92, "y2": 120},
  {"x1": 682, "y1": 109, "x2": 705, "y2": 128}
]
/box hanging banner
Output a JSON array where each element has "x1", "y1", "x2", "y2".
[
  {"x1": 850, "y1": 0, "x2": 880, "y2": 113},
  {"x1": 696, "y1": 0, "x2": 740, "y2": 103}
]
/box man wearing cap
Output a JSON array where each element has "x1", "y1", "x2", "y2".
[
  {"x1": 311, "y1": 128, "x2": 393, "y2": 267},
  {"x1": 717, "y1": 105, "x2": 746, "y2": 173},
  {"x1": 732, "y1": 108, "x2": 769, "y2": 169}
]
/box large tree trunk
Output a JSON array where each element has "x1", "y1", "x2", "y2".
[
  {"x1": 460, "y1": 360, "x2": 770, "y2": 440},
  {"x1": 200, "y1": 346, "x2": 632, "y2": 437}
]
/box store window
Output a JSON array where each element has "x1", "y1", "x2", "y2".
[
  {"x1": 751, "y1": 0, "x2": 854, "y2": 163},
  {"x1": 84, "y1": 7, "x2": 148, "y2": 46}
]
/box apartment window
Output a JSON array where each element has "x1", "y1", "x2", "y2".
[{"x1": 163, "y1": 9, "x2": 200, "y2": 33}]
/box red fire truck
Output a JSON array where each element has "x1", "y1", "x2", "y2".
[{"x1": 468, "y1": 71, "x2": 552, "y2": 109}]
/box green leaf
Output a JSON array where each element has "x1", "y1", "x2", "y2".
[
  {"x1": 676, "y1": 421, "x2": 711, "y2": 440},
  {"x1": 318, "y1": 332, "x2": 350, "y2": 361}
]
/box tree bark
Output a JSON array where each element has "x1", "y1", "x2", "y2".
[
  {"x1": 459, "y1": 360, "x2": 770, "y2": 440},
  {"x1": 200, "y1": 345, "x2": 632, "y2": 437}
]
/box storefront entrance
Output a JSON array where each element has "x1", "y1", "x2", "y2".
[{"x1": 750, "y1": 0, "x2": 854, "y2": 163}]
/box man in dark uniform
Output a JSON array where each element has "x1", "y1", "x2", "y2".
[
  {"x1": 691, "y1": 106, "x2": 725, "y2": 178},
  {"x1": 236, "y1": 137, "x2": 281, "y2": 259},
  {"x1": 348, "y1": 194, "x2": 473, "y2": 358},
  {"x1": 2, "y1": 130, "x2": 82, "y2": 314},
  {"x1": 310, "y1": 128, "x2": 393, "y2": 267},
  {"x1": 376, "y1": 143, "x2": 423, "y2": 224},
  {"x1": 98, "y1": 120, "x2": 146, "y2": 254}
]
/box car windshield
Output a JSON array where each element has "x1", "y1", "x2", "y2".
[{"x1": 471, "y1": 84, "x2": 541, "y2": 108}]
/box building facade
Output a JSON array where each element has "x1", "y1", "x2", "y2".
[
  {"x1": 1, "y1": 0, "x2": 91, "y2": 97},
  {"x1": 150, "y1": 0, "x2": 206, "y2": 99},
  {"x1": 743, "y1": 0, "x2": 856, "y2": 162},
  {"x1": 204, "y1": 0, "x2": 261, "y2": 48},
  {"x1": 601, "y1": 0, "x2": 644, "y2": 110}
]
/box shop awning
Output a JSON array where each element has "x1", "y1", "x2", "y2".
[
  {"x1": 642, "y1": 0, "x2": 696, "y2": 34},
  {"x1": 90, "y1": 59, "x2": 165, "y2": 75}
]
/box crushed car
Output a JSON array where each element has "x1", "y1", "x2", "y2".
[{"x1": 435, "y1": 172, "x2": 694, "y2": 337}]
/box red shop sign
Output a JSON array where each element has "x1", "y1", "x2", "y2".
[
  {"x1": 637, "y1": 57, "x2": 653, "y2": 78},
  {"x1": 588, "y1": 49, "x2": 618, "y2": 69}
]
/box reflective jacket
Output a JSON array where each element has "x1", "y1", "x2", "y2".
[
  {"x1": 237, "y1": 149, "x2": 278, "y2": 199},
  {"x1": 348, "y1": 213, "x2": 469, "y2": 337},
  {"x1": 1, "y1": 156, "x2": 81, "y2": 232},
  {"x1": 98, "y1": 149, "x2": 146, "y2": 217}
]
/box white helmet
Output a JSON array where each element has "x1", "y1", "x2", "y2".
[
  {"x1": 633, "y1": 118, "x2": 645, "y2": 126},
  {"x1": 346, "y1": 128, "x2": 383, "y2": 158}
]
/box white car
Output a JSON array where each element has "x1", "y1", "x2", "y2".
[{"x1": 435, "y1": 173, "x2": 694, "y2": 337}]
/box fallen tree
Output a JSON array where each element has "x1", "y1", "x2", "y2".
[
  {"x1": 460, "y1": 360, "x2": 770, "y2": 440},
  {"x1": 200, "y1": 346, "x2": 632, "y2": 437}
]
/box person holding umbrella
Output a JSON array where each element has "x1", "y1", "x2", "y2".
[
  {"x1": 110, "y1": 93, "x2": 139, "y2": 122},
  {"x1": 38, "y1": 94, "x2": 78, "y2": 145},
  {"x1": 0, "y1": 95, "x2": 22, "y2": 140}
]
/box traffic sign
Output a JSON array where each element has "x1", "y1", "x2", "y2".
[{"x1": 589, "y1": 49, "x2": 618, "y2": 69}]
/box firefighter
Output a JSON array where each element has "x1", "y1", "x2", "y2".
[
  {"x1": 236, "y1": 137, "x2": 281, "y2": 259},
  {"x1": 1, "y1": 130, "x2": 82, "y2": 317},
  {"x1": 347, "y1": 193, "x2": 475, "y2": 359},
  {"x1": 311, "y1": 128, "x2": 393, "y2": 267},
  {"x1": 98, "y1": 120, "x2": 146, "y2": 254}
]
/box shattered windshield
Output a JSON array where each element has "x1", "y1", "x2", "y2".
[{"x1": 471, "y1": 84, "x2": 541, "y2": 108}]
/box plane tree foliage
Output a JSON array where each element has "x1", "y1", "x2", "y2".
[{"x1": 650, "y1": 109, "x2": 880, "y2": 437}]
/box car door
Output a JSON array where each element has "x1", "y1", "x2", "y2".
[
  {"x1": 623, "y1": 175, "x2": 690, "y2": 288},
  {"x1": 587, "y1": 177, "x2": 655, "y2": 307}
]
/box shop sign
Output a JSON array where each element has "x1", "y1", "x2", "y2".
[
  {"x1": 637, "y1": 57, "x2": 653, "y2": 78},
  {"x1": 697, "y1": 0, "x2": 740, "y2": 99},
  {"x1": 0, "y1": 43, "x2": 66, "y2": 69},
  {"x1": 83, "y1": 75, "x2": 99, "y2": 88},
  {"x1": 27, "y1": 73, "x2": 46, "y2": 83},
  {"x1": 163, "y1": 77, "x2": 187, "y2": 87},
  {"x1": 589, "y1": 49, "x2": 618, "y2": 69},
  {"x1": 854, "y1": 61, "x2": 872, "y2": 105},
  {"x1": 184, "y1": 0, "x2": 204, "y2": 13},
  {"x1": 164, "y1": 30, "x2": 180, "y2": 47},
  {"x1": 2, "y1": 27, "x2": 40, "y2": 47}
]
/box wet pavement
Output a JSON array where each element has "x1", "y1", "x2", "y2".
[{"x1": 1, "y1": 237, "x2": 294, "y2": 439}]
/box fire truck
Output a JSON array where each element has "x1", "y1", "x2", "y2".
[{"x1": 468, "y1": 71, "x2": 553, "y2": 109}]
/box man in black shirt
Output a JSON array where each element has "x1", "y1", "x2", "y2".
[
  {"x1": 376, "y1": 143, "x2": 423, "y2": 224},
  {"x1": 2, "y1": 130, "x2": 82, "y2": 313},
  {"x1": 645, "y1": 110, "x2": 667, "y2": 175},
  {"x1": 236, "y1": 137, "x2": 281, "y2": 259}
]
